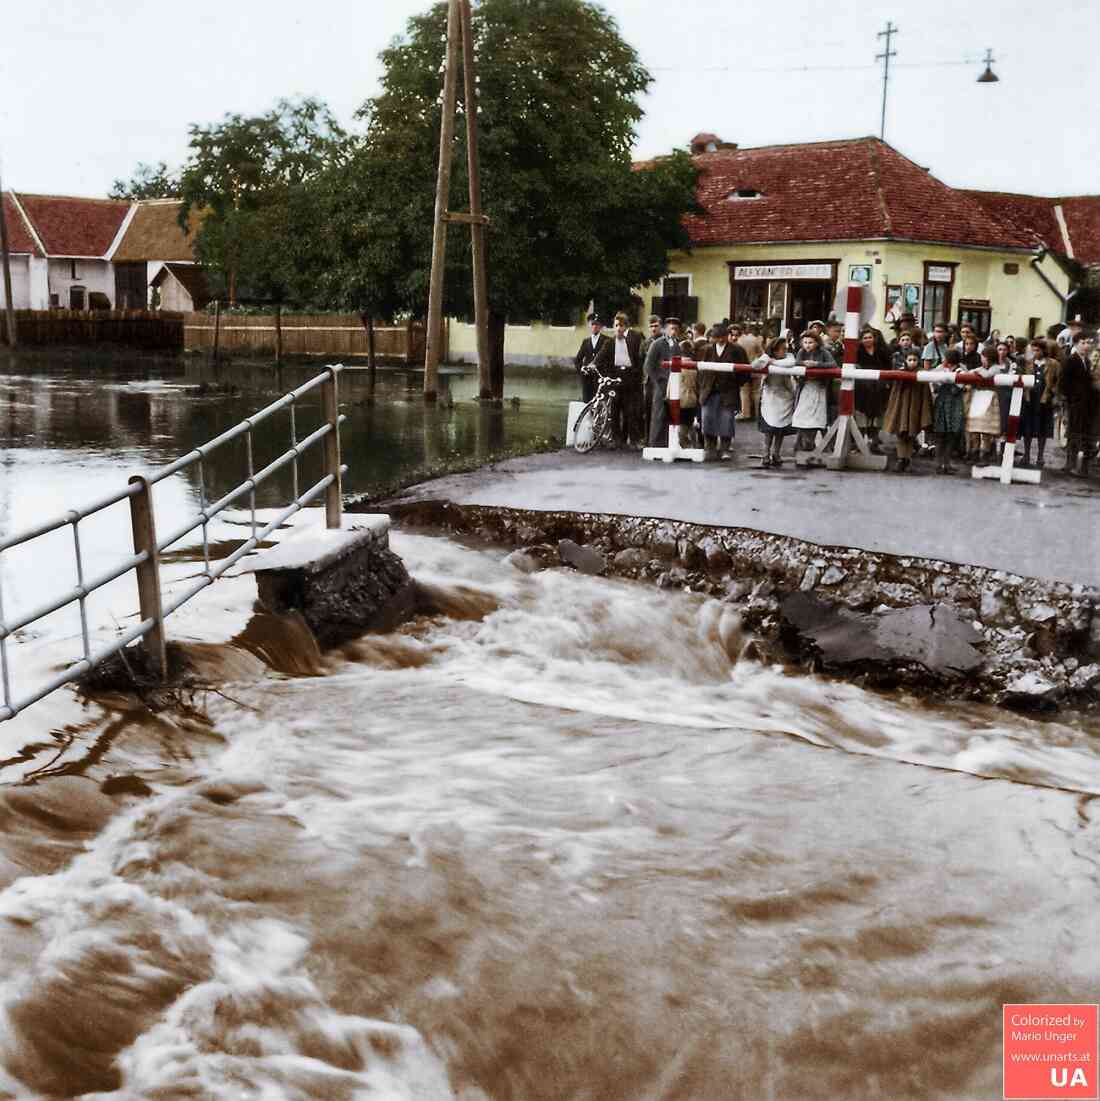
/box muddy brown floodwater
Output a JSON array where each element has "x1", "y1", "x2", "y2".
[{"x1": 0, "y1": 355, "x2": 1098, "y2": 1099}]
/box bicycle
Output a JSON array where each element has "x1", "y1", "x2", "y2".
[{"x1": 572, "y1": 365, "x2": 620, "y2": 453}]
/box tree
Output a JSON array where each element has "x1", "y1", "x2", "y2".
[
  {"x1": 177, "y1": 97, "x2": 348, "y2": 304},
  {"x1": 109, "y1": 161, "x2": 179, "y2": 200},
  {"x1": 327, "y1": 0, "x2": 698, "y2": 391}
]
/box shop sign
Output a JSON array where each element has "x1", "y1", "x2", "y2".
[
  {"x1": 734, "y1": 263, "x2": 833, "y2": 281},
  {"x1": 927, "y1": 265, "x2": 954, "y2": 283}
]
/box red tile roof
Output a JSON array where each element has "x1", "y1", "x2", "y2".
[
  {"x1": 962, "y1": 190, "x2": 1100, "y2": 265},
  {"x1": 682, "y1": 137, "x2": 1037, "y2": 251},
  {"x1": 1057, "y1": 197, "x2": 1100, "y2": 265},
  {"x1": 12, "y1": 193, "x2": 131, "y2": 257},
  {"x1": 1, "y1": 193, "x2": 43, "y2": 256}
]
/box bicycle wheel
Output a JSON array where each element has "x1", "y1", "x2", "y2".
[
  {"x1": 590, "y1": 398, "x2": 613, "y2": 448},
  {"x1": 573, "y1": 403, "x2": 598, "y2": 452}
]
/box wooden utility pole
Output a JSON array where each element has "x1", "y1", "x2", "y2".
[
  {"x1": 423, "y1": 0, "x2": 462, "y2": 402},
  {"x1": 0, "y1": 171, "x2": 17, "y2": 349},
  {"x1": 424, "y1": 0, "x2": 492, "y2": 402},
  {"x1": 211, "y1": 299, "x2": 221, "y2": 364},
  {"x1": 459, "y1": 0, "x2": 491, "y2": 401}
]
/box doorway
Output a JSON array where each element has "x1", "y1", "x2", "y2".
[{"x1": 789, "y1": 281, "x2": 832, "y2": 330}]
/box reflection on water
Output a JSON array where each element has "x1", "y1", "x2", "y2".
[
  {"x1": 0, "y1": 531, "x2": 1096, "y2": 1099},
  {"x1": 0, "y1": 353, "x2": 574, "y2": 635}
]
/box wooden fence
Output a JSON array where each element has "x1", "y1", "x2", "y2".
[
  {"x1": 0, "y1": 310, "x2": 184, "y2": 350},
  {"x1": 182, "y1": 312, "x2": 431, "y2": 363}
]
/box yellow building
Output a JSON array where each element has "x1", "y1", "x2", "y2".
[{"x1": 449, "y1": 135, "x2": 1080, "y2": 367}]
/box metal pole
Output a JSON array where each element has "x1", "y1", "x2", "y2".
[
  {"x1": 212, "y1": 298, "x2": 221, "y2": 365},
  {"x1": 876, "y1": 22, "x2": 897, "y2": 141},
  {"x1": 322, "y1": 367, "x2": 342, "y2": 529},
  {"x1": 127, "y1": 476, "x2": 167, "y2": 678},
  {"x1": 0, "y1": 171, "x2": 17, "y2": 349},
  {"x1": 423, "y1": 0, "x2": 461, "y2": 403},
  {"x1": 459, "y1": 0, "x2": 491, "y2": 402}
]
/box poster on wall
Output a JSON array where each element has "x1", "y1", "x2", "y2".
[
  {"x1": 885, "y1": 285, "x2": 903, "y2": 322},
  {"x1": 903, "y1": 283, "x2": 920, "y2": 314},
  {"x1": 848, "y1": 264, "x2": 872, "y2": 286}
]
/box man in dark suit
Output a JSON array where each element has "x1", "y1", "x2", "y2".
[
  {"x1": 594, "y1": 311, "x2": 645, "y2": 446},
  {"x1": 1061, "y1": 333, "x2": 1096, "y2": 476},
  {"x1": 574, "y1": 312, "x2": 610, "y2": 402},
  {"x1": 644, "y1": 316, "x2": 687, "y2": 447}
]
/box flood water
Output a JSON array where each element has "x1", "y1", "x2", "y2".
[{"x1": 0, "y1": 352, "x2": 1098, "y2": 1099}]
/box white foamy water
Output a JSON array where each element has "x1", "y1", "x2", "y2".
[{"x1": 0, "y1": 530, "x2": 1097, "y2": 1099}]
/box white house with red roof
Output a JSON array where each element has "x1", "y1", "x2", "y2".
[
  {"x1": 0, "y1": 193, "x2": 202, "y2": 310},
  {"x1": 448, "y1": 134, "x2": 1095, "y2": 366}
]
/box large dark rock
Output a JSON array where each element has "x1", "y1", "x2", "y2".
[
  {"x1": 780, "y1": 593, "x2": 982, "y2": 679},
  {"x1": 557, "y1": 539, "x2": 607, "y2": 576},
  {"x1": 256, "y1": 545, "x2": 416, "y2": 647}
]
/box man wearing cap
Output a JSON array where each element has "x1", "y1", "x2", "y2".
[
  {"x1": 595, "y1": 311, "x2": 645, "y2": 447},
  {"x1": 644, "y1": 317, "x2": 686, "y2": 447},
  {"x1": 574, "y1": 313, "x2": 610, "y2": 403}
]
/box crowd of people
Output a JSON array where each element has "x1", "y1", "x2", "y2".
[{"x1": 575, "y1": 309, "x2": 1100, "y2": 476}]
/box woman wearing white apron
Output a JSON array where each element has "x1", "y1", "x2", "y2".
[
  {"x1": 792, "y1": 331, "x2": 836, "y2": 457},
  {"x1": 964, "y1": 346, "x2": 1000, "y2": 463},
  {"x1": 756, "y1": 336, "x2": 797, "y2": 468}
]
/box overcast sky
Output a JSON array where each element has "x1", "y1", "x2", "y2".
[{"x1": 4, "y1": 0, "x2": 1097, "y2": 198}]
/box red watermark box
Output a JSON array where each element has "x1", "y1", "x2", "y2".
[{"x1": 1004, "y1": 1004, "x2": 1099, "y2": 1100}]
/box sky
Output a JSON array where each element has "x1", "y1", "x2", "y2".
[{"x1": 3, "y1": 0, "x2": 1098, "y2": 199}]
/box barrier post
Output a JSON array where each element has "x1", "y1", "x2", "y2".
[
  {"x1": 322, "y1": 367, "x2": 343, "y2": 528},
  {"x1": 642, "y1": 358, "x2": 706, "y2": 463},
  {"x1": 971, "y1": 380, "x2": 1040, "y2": 485},
  {"x1": 127, "y1": 476, "x2": 168, "y2": 678},
  {"x1": 799, "y1": 286, "x2": 888, "y2": 471}
]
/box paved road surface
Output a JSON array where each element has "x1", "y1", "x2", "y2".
[{"x1": 396, "y1": 425, "x2": 1100, "y2": 589}]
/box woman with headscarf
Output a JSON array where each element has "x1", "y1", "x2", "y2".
[{"x1": 882, "y1": 343, "x2": 933, "y2": 473}]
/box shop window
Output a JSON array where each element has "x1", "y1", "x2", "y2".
[
  {"x1": 921, "y1": 262, "x2": 955, "y2": 331},
  {"x1": 734, "y1": 282, "x2": 766, "y2": 325},
  {"x1": 957, "y1": 304, "x2": 991, "y2": 338}
]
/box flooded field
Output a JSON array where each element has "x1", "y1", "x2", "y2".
[{"x1": 0, "y1": 352, "x2": 1097, "y2": 1099}]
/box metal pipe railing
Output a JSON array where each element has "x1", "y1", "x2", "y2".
[{"x1": 0, "y1": 364, "x2": 346, "y2": 724}]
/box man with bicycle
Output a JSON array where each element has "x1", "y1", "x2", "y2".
[
  {"x1": 574, "y1": 312, "x2": 611, "y2": 403},
  {"x1": 594, "y1": 311, "x2": 645, "y2": 447}
]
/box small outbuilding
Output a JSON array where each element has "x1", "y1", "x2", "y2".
[{"x1": 150, "y1": 263, "x2": 211, "y2": 312}]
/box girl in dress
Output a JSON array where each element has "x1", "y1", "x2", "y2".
[
  {"x1": 933, "y1": 348, "x2": 966, "y2": 475},
  {"x1": 964, "y1": 346, "x2": 1001, "y2": 463},
  {"x1": 882, "y1": 348, "x2": 932, "y2": 473},
  {"x1": 756, "y1": 337, "x2": 796, "y2": 468}
]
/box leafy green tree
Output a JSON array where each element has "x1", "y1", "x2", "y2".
[
  {"x1": 108, "y1": 161, "x2": 179, "y2": 200},
  {"x1": 177, "y1": 97, "x2": 348, "y2": 304},
  {"x1": 325, "y1": 0, "x2": 697, "y2": 392}
]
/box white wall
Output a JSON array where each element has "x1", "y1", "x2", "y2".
[
  {"x1": 159, "y1": 272, "x2": 193, "y2": 312},
  {"x1": 47, "y1": 258, "x2": 114, "y2": 308},
  {"x1": 5, "y1": 255, "x2": 30, "y2": 307},
  {"x1": 28, "y1": 257, "x2": 49, "y2": 308}
]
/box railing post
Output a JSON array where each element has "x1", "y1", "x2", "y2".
[
  {"x1": 127, "y1": 476, "x2": 167, "y2": 677},
  {"x1": 322, "y1": 368, "x2": 342, "y2": 529}
]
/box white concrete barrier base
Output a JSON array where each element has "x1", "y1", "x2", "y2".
[
  {"x1": 642, "y1": 427, "x2": 706, "y2": 464},
  {"x1": 565, "y1": 400, "x2": 589, "y2": 448}
]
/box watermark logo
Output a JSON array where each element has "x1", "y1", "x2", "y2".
[{"x1": 1004, "y1": 1004, "x2": 1099, "y2": 1099}]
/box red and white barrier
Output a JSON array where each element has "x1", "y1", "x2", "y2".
[
  {"x1": 642, "y1": 359, "x2": 705, "y2": 463},
  {"x1": 971, "y1": 382, "x2": 1038, "y2": 485}
]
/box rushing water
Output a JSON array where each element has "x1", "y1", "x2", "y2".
[{"x1": 0, "y1": 353, "x2": 1098, "y2": 1099}]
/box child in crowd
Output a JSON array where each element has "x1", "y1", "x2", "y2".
[
  {"x1": 933, "y1": 348, "x2": 967, "y2": 475},
  {"x1": 882, "y1": 348, "x2": 932, "y2": 473},
  {"x1": 756, "y1": 337, "x2": 796, "y2": 467},
  {"x1": 964, "y1": 346, "x2": 1001, "y2": 463}
]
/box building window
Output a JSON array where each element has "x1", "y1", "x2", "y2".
[
  {"x1": 957, "y1": 301, "x2": 991, "y2": 338},
  {"x1": 70, "y1": 260, "x2": 79, "y2": 279},
  {"x1": 69, "y1": 286, "x2": 86, "y2": 310},
  {"x1": 662, "y1": 274, "x2": 691, "y2": 297},
  {"x1": 1003, "y1": 262, "x2": 1019, "y2": 275},
  {"x1": 921, "y1": 262, "x2": 955, "y2": 331},
  {"x1": 726, "y1": 188, "x2": 763, "y2": 200}
]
